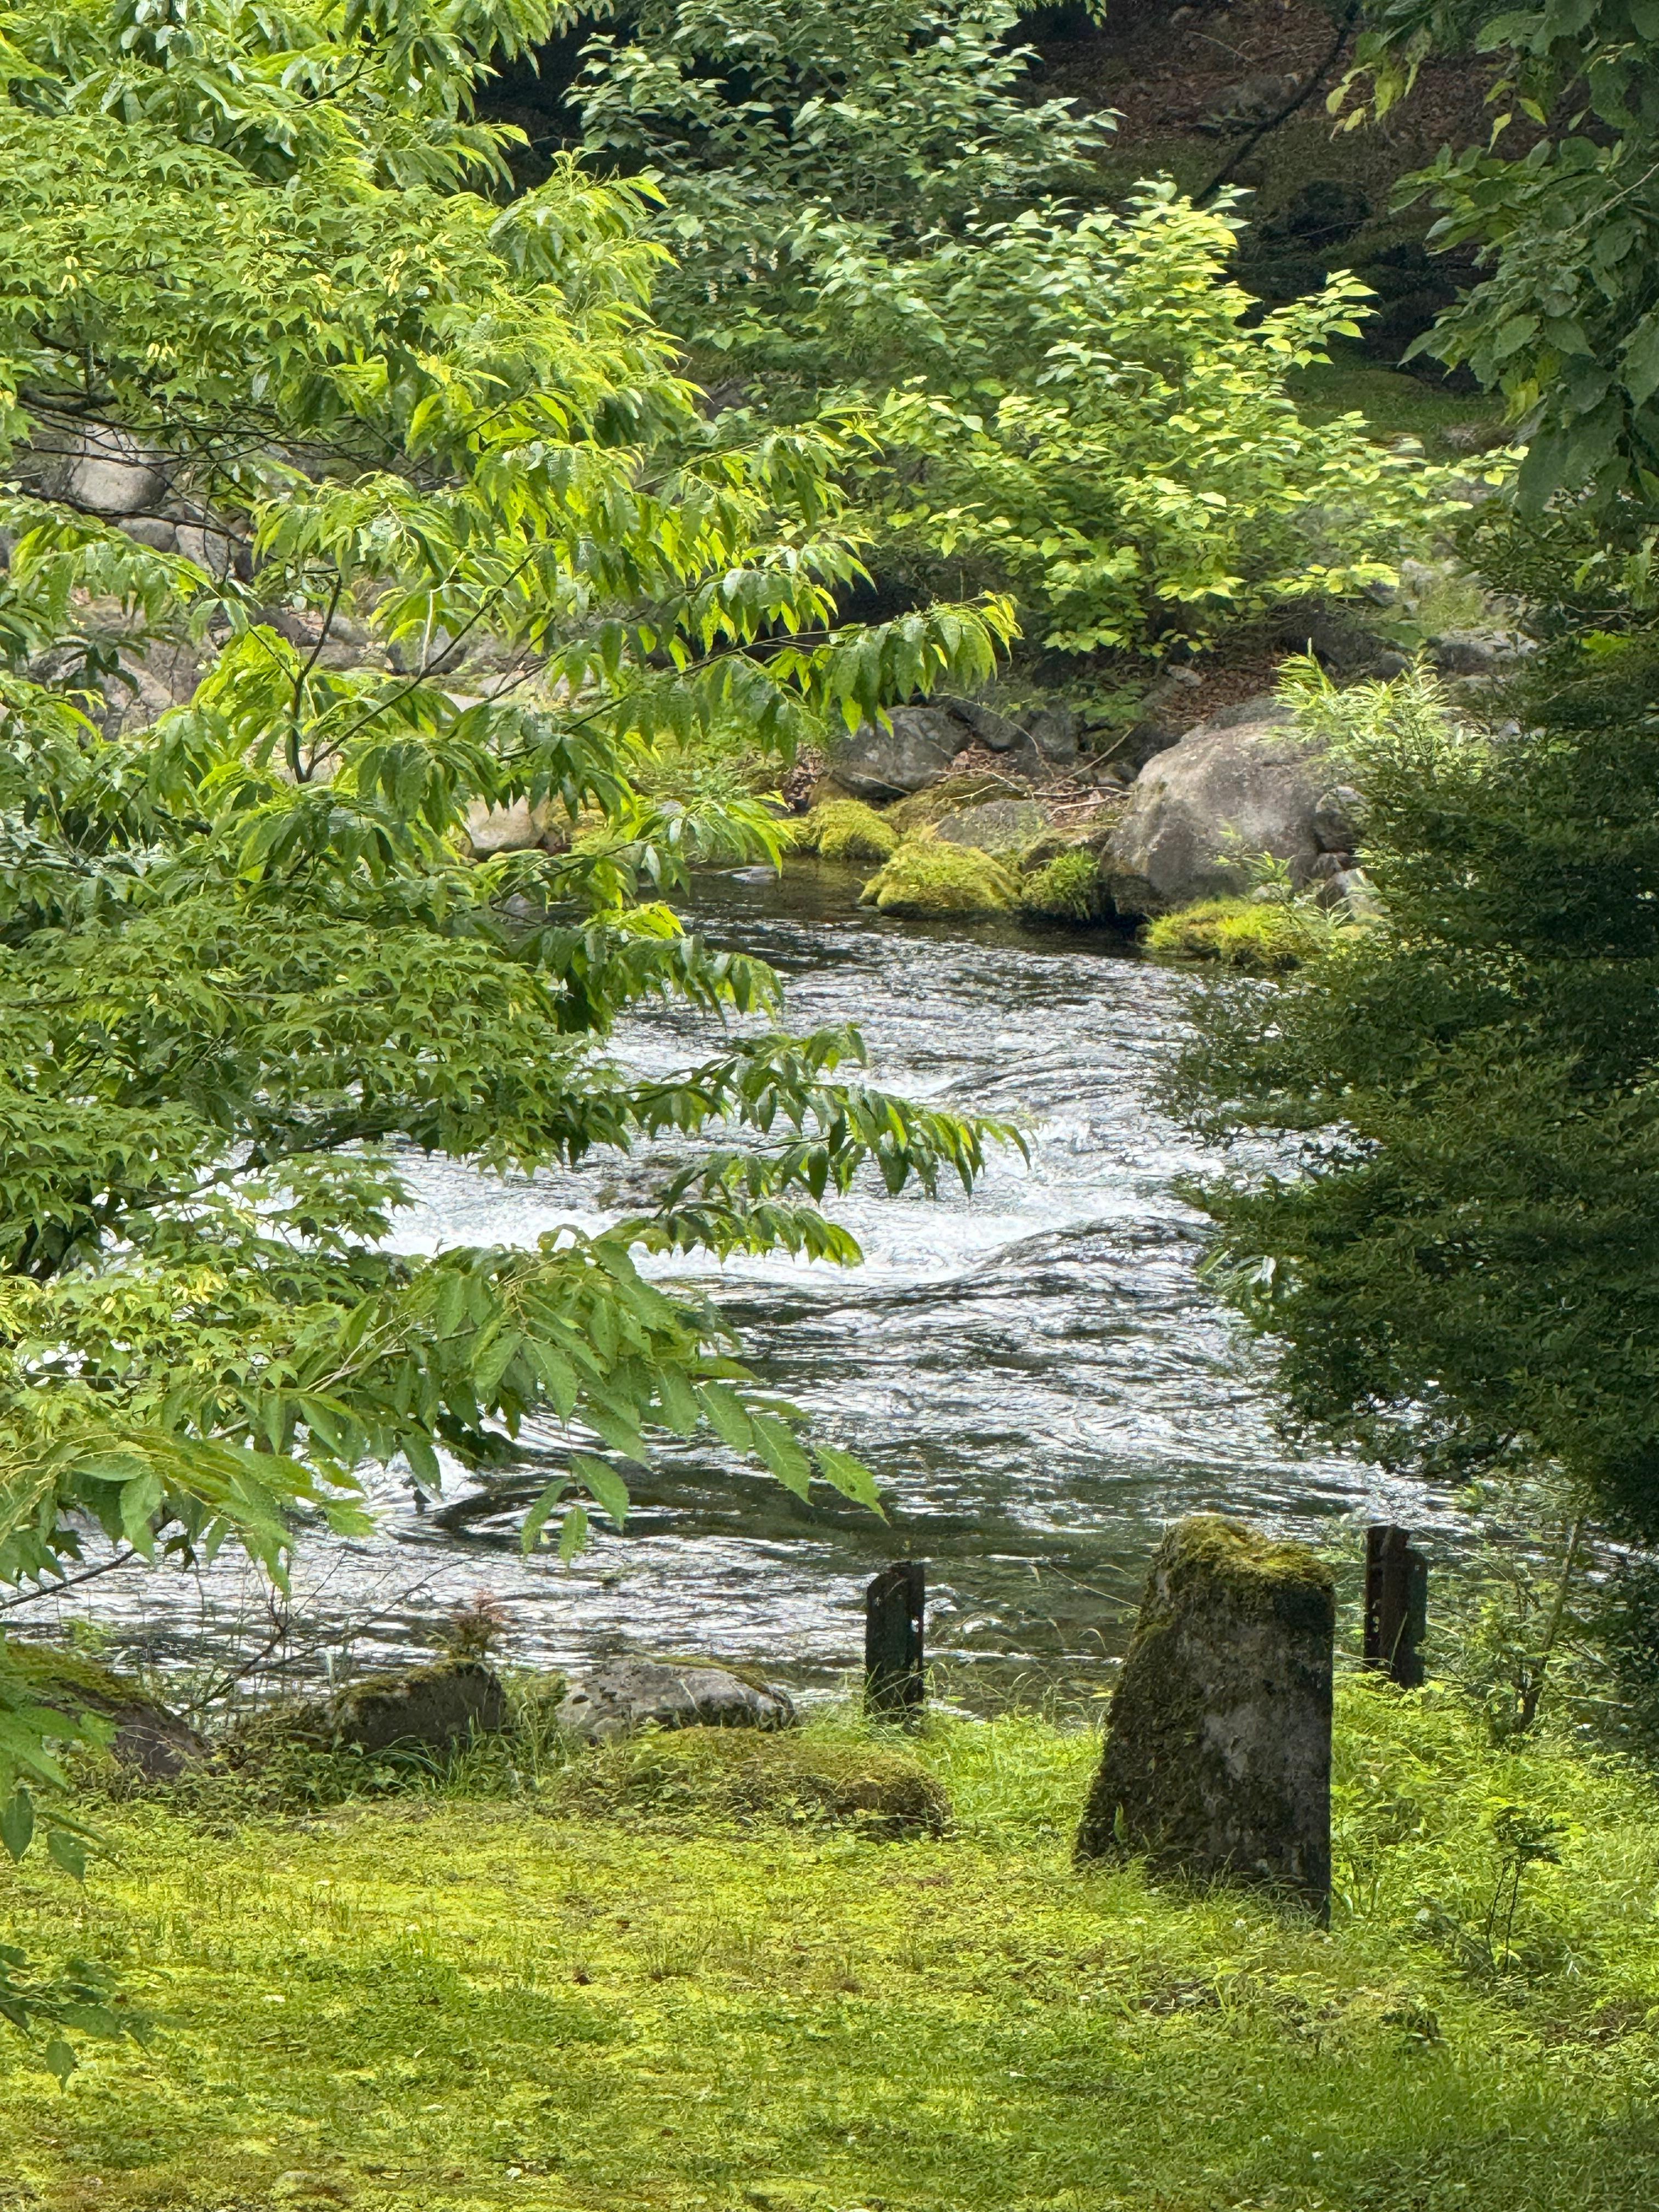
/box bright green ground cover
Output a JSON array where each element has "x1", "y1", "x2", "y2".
[{"x1": 3, "y1": 1685, "x2": 1658, "y2": 2212}]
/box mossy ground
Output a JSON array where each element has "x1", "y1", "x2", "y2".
[{"x1": 4, "y1": 1689, "x2": 1659, "y2": 2211}]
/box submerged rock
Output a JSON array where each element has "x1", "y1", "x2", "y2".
[
  {"x1": 1076, "y1": 1516, "x2": 1335, "y2": 1909},
  {"x1": 1101, "y1": 710, "x2": 1327, "y2": 917},
  {"x1": 554, "y1": 1658, "x2": 795, "y2": 1743}
]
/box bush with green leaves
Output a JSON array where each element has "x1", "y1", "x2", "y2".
[
  {"x1": 1347, "y1": 0, "x2": 1659, "y2": 522},
  {"x1": 858, "y1": 189, "x2": 1472, "y2": 655},
  {"x1": 1172, "y1": 640, "x2": 1659, "y2": 1541},
  {"x1": 574, "y1": 0, "x2": 1114, "y2": 369},
  {"x1": 0, "y1": 0, "x2": 1017, "y2": 1859}
]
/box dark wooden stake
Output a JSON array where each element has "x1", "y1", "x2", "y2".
[
  {"x1": 865, "y1": 1560, "x2": 926, "y2": 1718},
  {"x1": 1364, "y1": 1524, "x2": 1428, "y2": 1688}
]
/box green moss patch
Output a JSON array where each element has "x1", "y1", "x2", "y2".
[
  {"x1": 787, "y1": 799, "x2": 899, "y2": 864},
  {"x1": 545, "y1": 1725, "x2": 949, "y2": 1836},
  {"x1": 1018, "y1": 846, "x2": 1104, "y2": 923},
  {"x1": 1145, "y1": 895, "x2": 1330, "y2": 972},
  {"x1": 859, "y1": 837, "x2": 1018, "y2": 916}
]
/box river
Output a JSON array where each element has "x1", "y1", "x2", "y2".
[{"x1": 18, "y1": 864, "x2": 1468, "y2": 1708}]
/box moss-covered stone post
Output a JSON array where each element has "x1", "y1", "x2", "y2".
[{"x1": 1075, "y1": 1516, "x2": 1334, "y2": 1912}]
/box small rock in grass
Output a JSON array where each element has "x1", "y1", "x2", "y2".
[{"x1": 554, "y1": 1658, "x2": 795, "y2": 1743}]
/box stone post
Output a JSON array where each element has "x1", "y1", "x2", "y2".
[
  {"x1": 1363, "y1": 1523, "x2": 1428, "y2": 1689},
  {"x1": 1075, "y1": 1516, "x2": 1334, "y2": 1911},
  {"x1": 865, "y1": 1561, "x2": 925, "y2": 1719}
]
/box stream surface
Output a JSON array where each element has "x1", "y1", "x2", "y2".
[{"x1": 30, "y1": 866, "x2": 1469, "y2": 1705}]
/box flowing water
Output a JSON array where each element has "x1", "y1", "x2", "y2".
[{"x1": 18, "y1": 865, "x2": 1469, "y2": 1706}]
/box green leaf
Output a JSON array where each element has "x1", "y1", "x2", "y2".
[
  {"x1": 0, "y1": 1788, "x2": 34, "y2": 1863},
  {"x1": 558, "y1": 1504, "x2": 591, "y2": 1561},
  {"x1": 749, "y1": 1410, "x2": 813, "y2": 1500},
  {"x1": 520, "y1": 1477, "x2": 567, "y2": 1555},
  {"x1": 43, "y1": 2039, "x2": 76, "y2": 2087},
  {"x1": 812, "y1": 1441, "x2": 885, "y2": 1514},
  {"x1": 698, "y1": 1380, "x2": 755, "y2": 1453},
  {"x1": 568, "y1": 1451, "x2": 631, "y2": 1529}
]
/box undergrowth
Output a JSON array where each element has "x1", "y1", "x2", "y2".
[{"x1": 3, "y1": 1686, "x2": 1658, "y2": 2210}]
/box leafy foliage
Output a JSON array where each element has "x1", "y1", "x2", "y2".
[
  {"x1": 574, "y1": 0, "x2": 1114, "y2": 364},
  {"x1": 1344, "y1": 0, "x2": 1659, "y2": 514},
  {"x1": 1171, "y1": 644, "x2": 1659, "y2": 1537},
  {"x1": 0, "y1": 0, "x2": 1018, "y2": 1839},
  {"x1": 577, "y1": 4, "x2": 1466, "y2": 655}
]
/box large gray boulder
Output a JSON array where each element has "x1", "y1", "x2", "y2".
[
  {"x1": 553, "y1": 1658, "x2": 794, "y2": 1743},
  {"x1": 1101, "y1": 707, "x2": 1327, "y2": 917},
  {"x1": 826, "y1": 706, "x2": 973, "y2": 799},
  {"x1": 1076, "y1": 1516, "x2": 1334, "y2": 1910}
]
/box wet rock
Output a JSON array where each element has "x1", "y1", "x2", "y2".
[
  {"x1": 1101, "y1": 710, "x2": 1325, "y2": 917},
  {"x1": 932, "y1": 798, "x2": 1051, "y2": 853},
  {"x1": 825, "y1": 706, "x2": 973, "y2": 799},
  {"x1": 328, "y1": 1660, "x2": 509, "y2": 1756},
  {"x1": 554, "y1": 1658, "x2": 795, "y2": 1743},
  {"x1": 1076, "y1": 1516, "x2": 1335, "y2": 1909}
]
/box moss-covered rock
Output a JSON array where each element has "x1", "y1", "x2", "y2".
[
  {"x1": 4, "y1": 1641, "x2": 205, "y2": 1779},
  {"x1": 548, "y1": 1724, "x2": 949, "y2": 1837},
  {"x1": 1076, "y1": 1516, "x2": 1335, "y2": 1910},
  {"x1": 886, "y1": 773, "x2": 1023, "y2": 836},
  {"x1": 859, "y1": 838, "x2": 1018, "y2": 917},
  {"x1": 1143, "y1": 896, "x2": 1324, "y2": 973},
  {"x1": 788, "y1": 798, "x2": 900, "y2": 864},
  {"x1": 1019, "y1": 847, "x2": 1106, "y2": 923},
  {"x1": 933, "y1": 798, "x2": 1051, "y2": 853},
  {"x1": 232, "y1": 1661, "x2": 509, "y2": 1768}
]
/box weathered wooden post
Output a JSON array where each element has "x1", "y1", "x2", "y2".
[
  {"x1": 1076, "y1": 1516, "x2": 1334, "y2": 1915},
  {"x1": 1364, "y1": 1523, "x2": 1427, "y2": 1688},
  {"x1": 865, "y1": 1560, "x2": 925, "y2": 1719}
]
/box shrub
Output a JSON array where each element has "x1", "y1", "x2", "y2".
[
  {"x1": 859, "y1": 838, "x2": 1018, "y2": 916},
  {"x1": 1019, "y1": 847, "x2": 1104, "y2": 923}
]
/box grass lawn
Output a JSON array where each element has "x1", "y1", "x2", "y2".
[{"x1": 3, "y1": 1683, "x2": 1658, "y2": 2212}]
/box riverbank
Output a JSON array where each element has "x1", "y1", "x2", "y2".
[{"x1": 4, "y1": 1682, "x2": 1656, "y2": 2211}]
